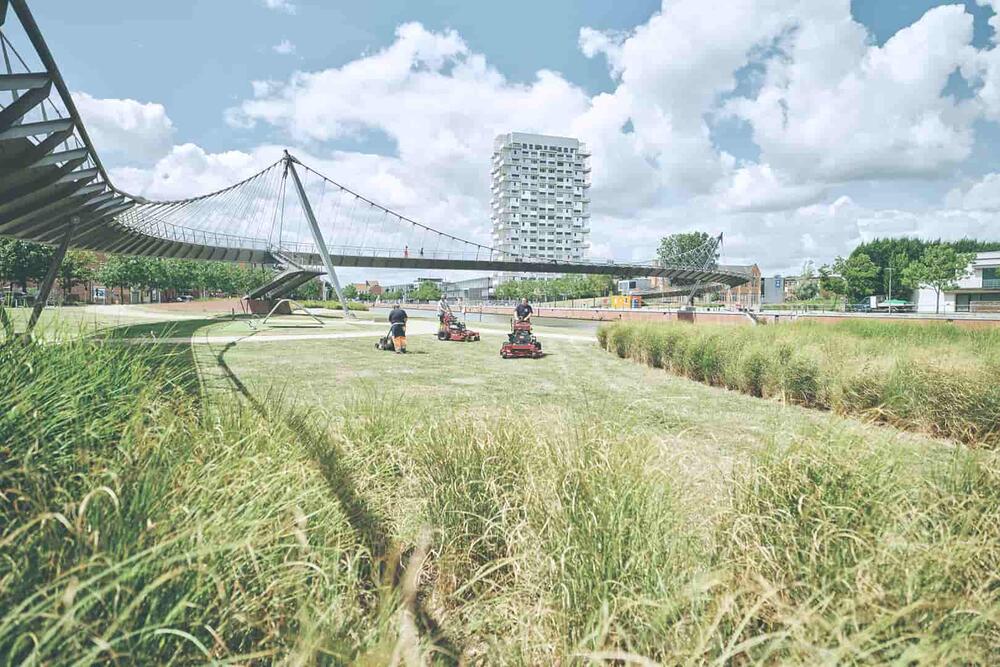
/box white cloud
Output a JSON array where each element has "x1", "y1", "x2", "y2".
[
  {"x1": 716, "y1": 164, "x2": 827, "y2": 213},
  {"x1": 945, "y1": 172, "x2": 1000, "y2": 210},
  {"x1": 578, "y1": 27, "x2": 625, "y2": 76},
  {"x1": 726, "y1": 3, "x2": 978, "y2": 182},
  {"x1": 73, "y1": 91, "x2": 175, "y2": 164},
  {"x1": 94, "y1": 6, "x2": 1000, "y2": 277},
  {"x1": 272, "y1": 39, "x2": 296, "y2": 55},
  {"x1": 262, "y1": 0, "x2": 295, "y2": 14},
  {"x1": 228, "y1": 22, "x2": 591, "y2": 202},
  {"x1": 579, "y1": 0, "x2": 796, "y2": 194},
  {"x1": 109, "y1": 143, "x2": 278, "y2": 200}
]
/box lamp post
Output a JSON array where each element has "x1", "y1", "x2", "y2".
[{"x1": 887, "y1": 266, "x2": 893, "y2": 315}]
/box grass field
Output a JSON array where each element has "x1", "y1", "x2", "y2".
[{"x1": 3, "y1": 306, "x2": 999, "y2": 664}]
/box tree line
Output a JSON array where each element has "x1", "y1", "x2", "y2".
[
  {"x1": 654, "y1": 232, "x2": 998, "y2": 313},
  {"x1": 0, "y1": 239, "x2": 271, "y2": 301},
  {"x1": 819, "y1": 237, "x2": 999, "y2": 310},
  {"x1": 493, "y1": 274, "x2": 616, "y2": 301}
]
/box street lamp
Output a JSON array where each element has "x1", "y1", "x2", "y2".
[{"x1": 889, "y1": 266, "x2": 892, "y2": 315}]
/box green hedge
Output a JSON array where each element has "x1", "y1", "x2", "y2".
[{"x1": 299, "y1": 299, "x2": 369, "y2": 311}]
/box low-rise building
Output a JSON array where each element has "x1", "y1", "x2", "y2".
[
  {"x1": 762, "y1": 275, "x2": 785, "y2": 305},
  {"x1": 442, "y1": 276, "x2": 492, "y2": 301},
  {"x1": 914, "y1": 250, "x2": 1000, "y2": 313},
  {"x1": 382, "y1": 277, "x2": 444, "y2": 297},
  {"x1": 352, "y1": 280, "x2": 383, "y2": 297}
]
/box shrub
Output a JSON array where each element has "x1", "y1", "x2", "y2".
[
  {"x1": 300, "y1": 299, "x2": 370, "y2": 311},
  {"x1": 598, "y1": 320, "x2": 1000, "y2": 447}
]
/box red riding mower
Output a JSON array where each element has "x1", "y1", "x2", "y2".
[
  {"x1": 437, "y1": 312, "x2": 480, "y2": 342},
  {"x1": 500, "y1": 319, "x2": 543, "y2": 359}
]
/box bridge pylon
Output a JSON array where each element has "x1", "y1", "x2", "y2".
[{"x1": 283, "y1": 151, "x2": 355, "y2": 319}]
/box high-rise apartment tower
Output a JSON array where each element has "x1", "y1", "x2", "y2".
[{"x1": 490, "y1": 132, "x2": 591, "y2": 270}]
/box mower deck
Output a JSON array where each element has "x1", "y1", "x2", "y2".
[{"x1": 500, "y1": 319, "x2": 542, "y2": 359}]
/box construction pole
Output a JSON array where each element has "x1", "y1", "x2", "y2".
[
  {"x1": 283, "y1": 151, "x2": 354, "y2": 319},
  {"x1": 26, "y1": 215, "x2": 78, "y2": 335}
]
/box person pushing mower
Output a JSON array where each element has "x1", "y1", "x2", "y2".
[
  {"x1": 388, "y1": 303, "x2": 408, "y2": 353},
  {"x1": 437, "y1": 295, "x2": 452, "y2": 325}
]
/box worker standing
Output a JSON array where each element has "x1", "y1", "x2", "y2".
[
  {"x1": 437, "y1": 295, "x2": 452, "y2": 323},
  {"x1": 388, "y1": 302, "x2": 408, "y2": 354}
]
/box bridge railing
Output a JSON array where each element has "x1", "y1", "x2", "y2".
[
  {"x1": 273, "y1": 241, "x2": 679, "y2": 268},
  {"x1": 122, "y1": 213, "x2": 275, "y2": 252},
  {"x1": 118, "y1": 214, "x2": 738, "y2": 277}
]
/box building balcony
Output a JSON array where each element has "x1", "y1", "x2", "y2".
[{"x1": 984, "y1": 278, "x2": 1000, "y2": 288}]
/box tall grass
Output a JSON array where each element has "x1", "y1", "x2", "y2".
[
  {"x1": 599, "y1": 320, "x2": 1000, "y2": 447},
  {"x1": 4, "y1": 318, "x2": 998, "y2": 663},
  {"x1": 293, "y1": 393, "x2": 1000, "y2": 663},
  {"x1": 0, "y1": 334, "x2": 391, "y2": 663}
]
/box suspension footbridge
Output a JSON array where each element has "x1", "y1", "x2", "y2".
[{"x1": 0, "y1": 0, "x2": 748, "y2": 326}]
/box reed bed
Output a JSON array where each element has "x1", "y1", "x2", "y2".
[{"x1": 598, "y1": 319, "x2": 1000, "y2": 447}]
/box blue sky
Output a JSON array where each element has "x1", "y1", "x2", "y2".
[
  {"x1": 37, "y1": 1, "x2": 660, "y2": 153},
  {"x1": 23, "y1": 0, "x2": 1000, "y2": 273}
]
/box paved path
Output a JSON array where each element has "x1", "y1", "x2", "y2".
[
  {"x1": 104, "y1": 320, "x2": 597, "y2": 345},
  {"x1": 83, "y1": 304, "x2": 206, "y2": 321}
]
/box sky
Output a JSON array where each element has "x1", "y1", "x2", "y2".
[{"x1": 26, "y1": 0, "x2": 1000, "y2": 277}]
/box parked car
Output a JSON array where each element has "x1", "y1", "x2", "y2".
[{"x1": 176, "y1": 295, "x2": 194, "y2": 303}]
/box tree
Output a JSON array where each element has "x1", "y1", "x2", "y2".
[
  {"x1": 0, "y1": 240, "x2": 52, "y2": 292},
  {"x1": 342, "y1": 284, "x2": 359, "y2": 300},
  {"x1": 902, "y1": 246, "x2": 974, "y2": 314},
  {"x1": 58, "y1": 250, "x2": 96, "y2": 297},
  {"x1": 793, "y1": 260, "x2": 819, "y2": 301},
  {"x1": 848, "y1": 237, "x2": 1000, "y2": 302},
  {"x1": 410, "y1": 280, "x2": 442, "y2": 301},
  {"x1": 382, "y1": 289, "x2": 403, "y2": 301},
  {"x1": 290, "y1": 277, "x2": 321, "y2": 300},
  {"x1": 834, "y1": 253, "x2": 880, "y2": 302},
  {"x1": 818, "y1": 263, "x2": 847, "y2": 297},
  {"x1": 97, "y1": 255, "x2": 131, "y2": 302},
  {"x1": 657, "y1": 232, "x2": 719, "y2": 269}
]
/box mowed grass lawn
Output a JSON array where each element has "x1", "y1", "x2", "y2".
[
  {"x1": 5, "y1": 309, "x2": 998, "y2": 664},
  {"x1": 220, "y1": 321, "x2": 949, "y2": 507}
]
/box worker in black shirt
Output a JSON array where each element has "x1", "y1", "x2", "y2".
[
  {"x1": 388, "y1": 303, "x2": 408, "y2": 353},
  {"x1": 515, "y1": 298, "x2": 533, "y2": 322}
]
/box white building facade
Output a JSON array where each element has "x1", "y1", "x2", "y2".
[
  {"x1": 914, "y1": 250, "x2": 1000, "y2": 313},
  {"x1": 490, "y1": 132, "x2": 591, "y2": 278}
]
